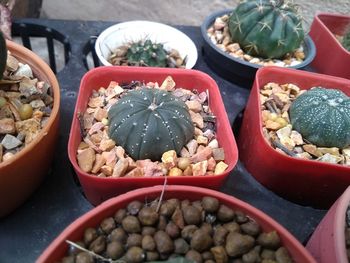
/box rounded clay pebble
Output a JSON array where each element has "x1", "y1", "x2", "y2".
[
  {"x1": 186, "y1": 249, "x2": 203, "y2": 263},
  {"x1": 257, "y1": 231, "x2": 281, "y2": 249},
  {"x1": 190, "y1": 229, "x2": 213, "y2": 252},
  {"x1": 122, "y1": 216, "x2": 141, "y2": 233},
  {"x1": 225, "y1": 232, "x2": 255, "y2": 257},
  {"x1": 83, "y1": 228, "x2": 98, "y2": 245},
  {"x1": 202, "y1": 197, "x2": 220, "y2": 213},
  {"x1": 154, "y1": 230, "x2": 175, "y2": 254},
  {"x1": 138, "y1": 207, "x2": 159, "y2": 226},
  {"x1": 106, "y1": 241, "x2": 125, "y2": 260},
  {"x1": 217, "y1": 204, "x2": 235, "y2": 222},
  {"x1": 125, "y1": 246, "x2": 145, "y2": 263},
  {"x1": 75, "y1": 252, "x2": 94, "y2": 263},
  {"x1": 183, "y1": 205, "x2": 202, "y2": 225},
  {"x1": 100, "y1": 217, "x2": 116, "y2": 234}
]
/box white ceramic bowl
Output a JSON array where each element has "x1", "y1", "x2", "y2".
[{"x1": 95, "y1": 20, "x2": 198, "y2": 69}]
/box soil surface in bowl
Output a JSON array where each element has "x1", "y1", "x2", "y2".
[
  {"x1": 208, "y1": 14, "x2": 306, "y2": 68},
  {"x1": 76, "y1": 76, "x2": 228, "y2": 178},
  {"x1": 0, "y1": 51, "x2": 53, "y2": 163},
  {"x1": 260, "y1": 82, "x2": 350, "y2": 166},
  {"x1": 59, "y1": 196, "x2": 294, "y2": 263}
]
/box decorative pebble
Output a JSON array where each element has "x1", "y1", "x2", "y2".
[{"x1": 1, "y1": 134, "x2": 22, "y2": 150}]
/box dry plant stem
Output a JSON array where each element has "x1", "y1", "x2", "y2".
[
  {"x1": 156, "y1": 175, "x2": 168, "y2": 213},
  {"x1": 66, "y1": 240, "x2": 126, "y2": 263}
]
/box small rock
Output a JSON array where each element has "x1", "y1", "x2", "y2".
[
  {"x1": 88, "y1": 96, "x2": 104, "y2": 108},
  {"x1": 250, "y1": 58, "x2": 260, "y2": 64},
  {"x1": 2, "y1": 152, "x2": 14, "y2": 161},
  {"x1": 185, "y1": 100, "x2": 202, "y2": 113},
  {"x1": 212, "y1": 148, "x2": 225, "y2": 161},
  {"x1": 91, "y1": 154, "x2": 106, "y2": 174},
  {"x1": 136, "y1": 159, "x2": 163, "y2": 177},
  {"x1": 88, "y1": 122, "x2": 105, "y2": 135},
  {"x1": 14, "y1": 64, "x2": 33, "y2": 78},
  {"x1": 290, "y1": 131, "x2": 303, "y2": 145},
  {"x1": 208, "y1": 139, "x2": 219, "y2": 149},
  {"x1": 192, "y1": 160, "x2": 208, "y2": 176},
  {"x1": 100, "y1": 165, "x2": 113, "y2": 176},
  {"x1": 112, "y1": 158, "x2": 129, "y2": 177},
  {"x1": 102, "y1": 150, "x2": 117, "y2": 167},
  {"x1": 161, "y1": 150, "x2": 177, "y2": 169},
  {"x1": 214, "y1": 17, "x2": 226, "y2": 30},
  {"x1": 276, "y1": 125, "x2": 292, "y2": 139},
  {"x1": 265, "y1": 120, "x2": 283, "y2": 130},
  {"x1": 99, "y1": 139, "x2": 116, "y2": 151},
  {"x1": 180, "y1": 147, "x2": 191, "y2": 158},
  {"x1": 318, "y1": 147, "x2": 340, "y2": 156},
  {"x1": 30, "y1": 99, "x2": 46, "y2": 109},
  {"x1": 207, "y1": 157, "x2": 216, "y2": 171},
  {"x1": 77, "y1": 147, "x2": 96, "y2": 173},
  {"x1": 214, "y1": 161, "x2": 228, "y2": 175},
  {"x1": 190, "y1": 111, "x2": 204, "y2": 129},
  {"x1": 125, "y1": 167, "x2": 143, "y2": 177},
  {"x1": 115, "y1": 146, "x2": 125, "y2": 159},
  {"x1": 196, "y1": 135, "x2": 208, "y2": 145},
  {"x1": 186, "y1": 139, "x2": 198, "y2": 156},
  {"x1": 279, "y1": 137, "x2": 295, "y2": 151},
  {"x1": 160, "y1": 76, "x2": 176, "y2": 91},
  {"x1": 1, "y1": 134, "x2": 22, "y2": 150},
  {"x1": 0, "y1": 118, "x2": 16, "y2": 134},
  {"x1": 317, "y1": 153, "x2": 342, "y2": 164},
  {"x1": 6, "y1": 55, "x2": 19, "y2": 71},
  {"x1": 191, "y1": 146, "x2": 212, "y2": 163},
  {"x1": 15, "y1": 118, "x2": 41, "y2": 144},
  {"x1": 296, "y1": 152, "x2": 313, "y2": 160},
  {"x1": 303, "y1": 144, "x2": 323, "y2": 157},
  {"x1": 19, "y1": 77, "x2": 39, "y2": 98},
  {"x1": 194, "y1": 127, "x2": 203, "y2": 136},
  {"x1": 226, "y1": 43, "x2": 240, "y2": 53},
  {"x1": 83, "y1": 112, "x2": 94, "y2": 130},
  {"x1": 93, "y1": 108, "x2": 108, "y2": 122}
]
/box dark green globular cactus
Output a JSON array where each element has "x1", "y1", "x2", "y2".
[
  {"x1": 0, "y1": 32, "x2": 7, "y2": 80},
  {"x1": 342, "y1": 30, "x2": 350, "y2": 52},
  {"x1": 126, "y1": 39, "x2": 168, "y2": 67},
  {"x1": 289, "y1": 87, "x2": 350, "y2": 149},
  {"x1": 228, "y1": 0, "x2": 305, "y2": 59},
  {"x1": 108, "y1": 88, "x2": 194, "y2": 161}
]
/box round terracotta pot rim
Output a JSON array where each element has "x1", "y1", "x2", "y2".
[
  {"x1": 37, "y1": 185, "x2": 316, "y2": 263},
  {"x1": 333, "y1": 186, "x2": 350, "y2": 261},
  {"x1": 315, "y1": 12, "x2": 350, "y2": 56},
  {"x1": 254, "y1": 66, "x2": 350, "y2": 172},
  {"x1": 0, "y1": 40, "x2": 60, "y2": 169}
]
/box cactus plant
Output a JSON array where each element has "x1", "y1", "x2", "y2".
[
  {"x1": 341, "y1": 29, "x2": 350, "y2": 52},
  {"x1": 228, "y1": 0, "x2": 305, "y2": 59},
  {"x1": 289, "y1": 87, "x2": 350, "y2": 149},
  {"x1": 0, "y1": 31, "x2": 7, "y2": 80},
  {"x1": 126, "y1": 39, "x2": 168, "y2": 67},
  {"x1": 108, "y1": 88, "x2": 194, "y2": 161}
]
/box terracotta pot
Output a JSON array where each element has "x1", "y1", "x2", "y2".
[
  {"x1": 238, "y1": 66, "x2": 350, "y2": 208},
  {"x1": 68, "y1": 66, "x2": 238, "y2": 206},
  {"x1": 0, "y1": 40, "x2": 60, "y2": 217},
  {"x1": 307, "y1": 186, "x2": 350, "y2": 263},
  {"x1": 310, "y1": 12, "x2": 350, "y2": 79},
  {"x1": 37, "y1": 185, "x2": 316, "y2": 263}
]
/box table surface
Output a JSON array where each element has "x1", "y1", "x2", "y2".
[{"x1": 0, "y1": 18, "x2": 327, "y2": 263}]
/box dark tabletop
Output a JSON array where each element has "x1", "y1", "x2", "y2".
[{"x1": 0, "y1": 18, "x2": 327, "y2": 263}]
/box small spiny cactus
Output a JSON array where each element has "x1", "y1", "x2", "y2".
[
  {"x1": 341, "y1": 29, "x2": 350, "y2": 52},
  {"x1": 228, "y1": 0, "x2": 305, "y2": 59},
  {"x1": 0, "y1": 31, "x2": 7, "y2": 80},
  {"x1": 126, "y1": 39, "x2": 167, "y2": 67}
]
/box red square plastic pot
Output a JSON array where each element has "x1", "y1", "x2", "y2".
[
  {"x1": 68, "y1": 66, "x2": 238, "y2": 205},
  {"x1": 306, "y1": 186, "x2": 350, "y2": 263},
  {"x1": 310, "y1": 13, "x2": 350, "y2": 79},
  {"x1": 238, "y1": 66, "x2": 350, "y2": 208},
  {"x1": 37, "y1": 185, "x2": 316, "y2": 263}
]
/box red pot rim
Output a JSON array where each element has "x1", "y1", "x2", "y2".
[
  {"x1": 37, "y1": 185, "x2": 316, "y2": 263},
  {"x1": 67, "y1": 66, "x2": 238, "y2": 182}
]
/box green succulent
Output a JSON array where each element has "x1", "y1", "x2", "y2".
[
  {"x1": 228, "y1": 0, "x2": 305, "y2": 59},
  {"x1": 126, "y1": 39, "x2": 168, "y2": 67}
]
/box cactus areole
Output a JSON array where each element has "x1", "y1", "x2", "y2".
[
  {"x1": 126, "y1": 39, "x2": 168, "y2": 67},
  {"x1": 289, "y1": 87, "x2": 350, "y2": 149},
  {"x1": 0, "y1": 32, "x2": 7, "y2": 80},
  {"x1": 228, "y1": 0, "x2": 305, "y2": 59},
  {"x1": 108, "y1": 88, "x2": 195, "y2": 161}
]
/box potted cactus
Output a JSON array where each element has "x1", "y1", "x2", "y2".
[
  {"x1": 0, "y1": 30, "x2": 60, "y2": 217},
  {"x1": 309, "y1": 13, "x2": 350, "y2": 79},
  {"x1": 68, "y1": 66, "x2": 238, "y2": 206},
  {"x1": 238, "y1": 66, "x2": 350, "y2": 208},
  {"x1": 201, "y1": 0, "x2": 315, "y2": 87},
  {"x1": 95, "y1": 21, "x2": 198, "y2": 69}
]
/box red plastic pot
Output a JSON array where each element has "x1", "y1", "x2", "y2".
[
  {"x1": 310, "y1": 12, "x2": 350, "y2": 79},
  {"x1": 37, "y1": 185, "x2": 316, "y2": 263},
  {"x1": 238, "y1": 66, "x2": 350, "y2": 208},
  {"x1": 68, "y1": 66, "x2": 238, "y2": 205},
  {"x1": 306, "y1": 186, "x2": 350, "y2": 263}
]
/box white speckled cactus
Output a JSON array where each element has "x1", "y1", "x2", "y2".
[
  {"x1": 108, "y1": 88, "x2": 194, "y2": 161},
  {"x1": 289, "y1": 87, "x2": 350, "y2": 148}
]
